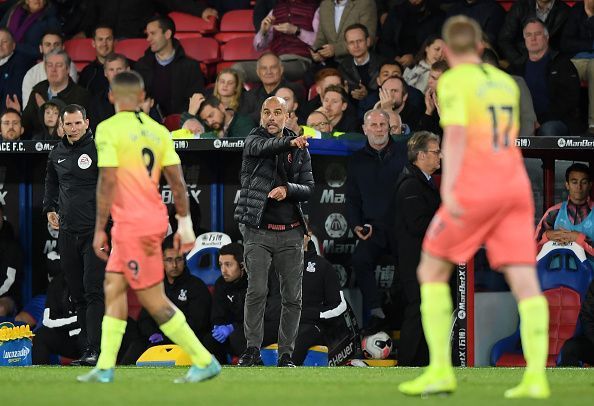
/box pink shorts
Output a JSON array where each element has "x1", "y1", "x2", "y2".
[
  {"x1": 106, "y1": 233, "x2": 165, "y2": 290},
  {"x1": 423, "y1": 192, "x2": 536, "y2": 269}
]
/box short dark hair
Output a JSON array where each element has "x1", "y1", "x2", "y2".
[
  {"x1": 565, "y1": 163, "x2": 591, "y2": 182},
  {"x1": 379, "y1": 61, "x2": 404, "y2": 76},
  {"x1": 147, "y1": 15, "x2": 176, "y2": 37},
  {"x1": 104, "y1": 53, "x2": 130, "y2": 68},
  {"x1": 93, "y1": 24, "x2": 114, "y2": 39},
  {"x1": 197, "y1": 95, "x2": 223, "y2": 117},
  {"x1": 41, "y1": 28, "x2": 64, "y2": 45},
  {"x1": 61, "y1": 104, "x2": 87, "y2": 121},
  {"x1": 219, "y1": 243, "x2": 244, "y2": 264},
  {"x1": 1, "y1": 108, "x2": 22, "y2": 121},
  {"x1": 162, "y1": 234, "x2": 175, "y2": 251},
  {"x1": 481, "y1": 48, "x2": 500, "y2": 67},
  {"x1": 431, "y1": 60, "x2": 449, "y2": 73},
  {"x1": 380, "y1": 75, "x2": 408, "y2": 96},
  {"x1": 111, "y1": 70, "x2": 145, "y2": 90},
  {"x1": 344, "y1": 23, "x2": 369, "y2": 40},
  {"x1": 323, "y1": 84, "x2": 348, "y2": 103}
]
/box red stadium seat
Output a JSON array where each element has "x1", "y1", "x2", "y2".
[
  {"x1": 215, "y1": 9, "x2": 256, "y2": 43},
  {"x1": 179, "y1": 37, "x2": 220, "y2": 81},
  {"x1": 169, "y1": 12, "x2": 217, "y2": 36},
  {"x1": 494, "y1": 287, "x2": 582, "y2": 367},
  {"x1": 163, "y1": 114, "x2": 181, "y2": 131},
  {"x1": 216, "y1": 36, "x2": 263, "y2": 73},
  {"x1": 115, "y1": 39, "x2": 148, "y2": 61},
  {"x1": 64, "y1": 38, "x2": 95, "y2": 71}
]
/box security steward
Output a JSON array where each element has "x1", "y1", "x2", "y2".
[{"x1": 43, "y1": 103, "x2": 104, "y2": 366}]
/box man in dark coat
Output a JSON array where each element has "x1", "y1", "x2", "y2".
[
  {"x1": 393, "y1": 130, "x2": 441, "y2": 366},
  {"x1": 22, "y1": 49, "x2": 90, "y2": 138},
  {"x1": 234, "y1": 96, "x2": 313, "y2": 367},
  {"x1": 499, "y1": 0, "x2": 570, "y2": 66},
  {"x1": 0, "y1": 28, "x2": 35, "y2": 112},
  {"x1": 134, "y1": 16, "x2": 205, "y2": 117},
  {"x1": 345, "y1": 108, "x2": 408, "y2": 334}
]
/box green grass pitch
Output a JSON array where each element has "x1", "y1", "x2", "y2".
[{"x1": 0, "y1": 366, "x2": 593, "y2": 405}]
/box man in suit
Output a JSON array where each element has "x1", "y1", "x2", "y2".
[
  {"x1": 393, "y1": 130, "x2": 441, "y2": 366},
  {"x1": 311, "y1": 0, "x2": 377, "y2": 64}
]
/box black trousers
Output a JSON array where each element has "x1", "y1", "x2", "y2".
[
  {"x1": 32, "y1": 327, "x2": 81, "y2": 365},
  {"x1": 292, "y1": 322, "x2": 324, "y2": 365},
  {"x1": 351, "y1": 226, "x2": 393, "y2": 312},
  {"x1": 59, "y1": 230, "x2": 105, "y2": 352},
  {"x1": 559, "y1": 336, "x2": 594, "y2": 366}
]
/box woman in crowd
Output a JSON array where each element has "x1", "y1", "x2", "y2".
[
  {"x1": 1, "y1": 0, "x2": 60, "y2": 59},
  {"x1": 211, "y1": 68, "x2": 250, "y2": 115},
  {"x1": 402, "y1": 36, "x2": 444, "y2": 94}
]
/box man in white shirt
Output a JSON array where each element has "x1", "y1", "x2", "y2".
[{"x1": 21, "y1": 30, "x2": 78, "y2": 106}]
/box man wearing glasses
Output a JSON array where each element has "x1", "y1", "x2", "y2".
[{"x1": 393, "y1": 131, "x2": 441, "y2": 367}]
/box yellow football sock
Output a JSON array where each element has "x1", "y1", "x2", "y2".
[
  {"x1": 96, "y1": 316, "x2": 127, "y2": 370},
  {"x1": 421, "y1": 283, "x2": 453, "y2": 370},
  {"x1": 519, "y1": 295, "x2": 549, "y2": 374},
  {"x1": 160, "y1": 311, "x2": 212, "y2": 368}
]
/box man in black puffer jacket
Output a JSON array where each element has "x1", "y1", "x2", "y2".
[{"x1": 234, "y1": 96, "x2": 314, "y2": 367}]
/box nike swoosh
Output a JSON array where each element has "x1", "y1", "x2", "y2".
[{"x1": 58, "y1": 159, "x2": 66, "y2": 163}]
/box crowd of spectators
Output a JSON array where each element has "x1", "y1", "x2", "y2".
[{"x1": 2, "y1": 0, "x2": 594, "y2": 142}]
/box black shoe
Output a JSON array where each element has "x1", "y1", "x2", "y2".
[
  {"x1": 70, "y1": 349, "x2": 99, "y2": 366},
  {"x1": 237, "y1": 346, "x2": 263, "y2": 367},
  {"x1": 277, "y1": 353, "x2": 296, "y2": 367},
  {"x1": 361, "y1": 316, "x2": 386, "y2": 336}
]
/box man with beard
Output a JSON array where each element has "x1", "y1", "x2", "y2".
[
  {"x1": 181, "y1": 95, "x2": 254, "y2": 139},
  {"x1": 374, "y1": 74, "x2": 423, "y2": 131},
  {"x1": 78, "y1": 25, "x2": 115, "y2": 97},
  {"x1": 345, "y1": 109, "x2": 408, "y2": 334},
  {"x1": 234, "y1": 96, "x2": 313, "y2": 367}
]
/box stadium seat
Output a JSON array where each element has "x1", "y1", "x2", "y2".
[
  {"x1": 179, "y1": 37, "x2": 220, "y2": 80},
  {"x1": 169, "y1": 12, "x2": 217, "y2": 36},
  {"x1": 163, "y1": 114, "x2": 181, "y2": 131},
  {"x1": 115, "y1": 39, "x2": 148, "y2": 61},
  {"x1": 185, "y1": 232, "x2": 232, "y2": 288},
  {"x1": 217, "y1": 36, "x2": 264, "y2": 73},
  {"x1": 214, "y1": 9, "x2": 256, "y2": 43},
  {"x1": 490, "y1": 242, "x2": 594, "y2": 367},
  {"x1": 64, "y1": 38, "x2": 95, "y2": 71}
]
